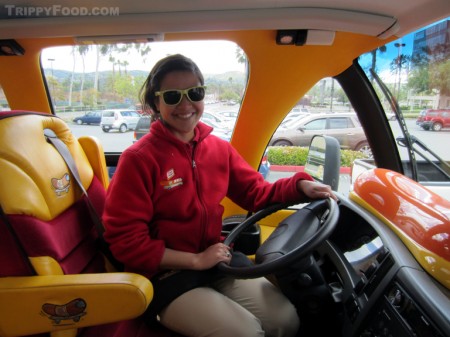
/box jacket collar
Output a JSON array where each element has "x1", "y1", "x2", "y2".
[{"x1": 150, "y1": 119, "x2": 213, "y2": 145}]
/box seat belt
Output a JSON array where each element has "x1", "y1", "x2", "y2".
[{"x1": 44, "y1": 129, "x2": 124, "y2": 271}]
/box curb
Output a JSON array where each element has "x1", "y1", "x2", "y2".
[{"x1": 270, "y1": 165, "x2": 351, "y2": 174}]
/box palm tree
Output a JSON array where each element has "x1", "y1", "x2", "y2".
[
  {"x1": 77, "y1": 45, "x2": 90, "y2": 107},
  {"x1": 68, "y1": 47, "x2": 76, "y2": 107},
  {"x1": 370, "y1": 45, "x2": 387, "y2": 81},
  {"x1": 109, "y1": 55, "x2": 117, "y2": 74},
  {"x1": 92, "y1": 45, "x2": 115, "y2": 108},
  {"x1": 235, "y1": 47, "x2": 248, "y2": 74},
  {"x1": 390, "y1": 54, "x2": 411, "y2": 100},
  {"x1": 122, "y1": 60, "x2": 129, "y2": 75}
]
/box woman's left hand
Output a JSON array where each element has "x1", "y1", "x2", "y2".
[{"x1": 297, "y1": 180, "x2": 338, "y2": 201}]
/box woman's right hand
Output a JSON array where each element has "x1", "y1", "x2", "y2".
[
  {"x1": 193, "y1": 243, "x2": 232, "y2": 270},
  {"x1": 160, "y1": 243, "x2": 232, "y2": 271}
]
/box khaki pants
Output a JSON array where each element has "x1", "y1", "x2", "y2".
[{"x1": 159, "y1": 277, "x2": 300, "y2": 337}]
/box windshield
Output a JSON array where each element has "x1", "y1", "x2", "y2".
[{"x1": 358, "y1": 18, "x2": 450, "y2": 187}]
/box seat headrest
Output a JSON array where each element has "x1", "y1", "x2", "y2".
[{"x1": 0, "y1": 111, "x2": 94, "y2": 220}]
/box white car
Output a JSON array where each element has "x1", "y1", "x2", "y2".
[
  {"x1": 201, "y1": 111, "x2": 234, "y2": 129},
  {"x1": 100, "y1": 109, "x2": 141, "y2": 133}
]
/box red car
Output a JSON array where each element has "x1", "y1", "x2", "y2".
[{"x1": 416, "y1": 109, "x2": 450, "y2": 131}]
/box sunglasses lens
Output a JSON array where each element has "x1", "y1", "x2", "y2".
[
  {"x1": 162, "y1": 91, "x2": 182, "y2": 105},
  {"x1": 159, "y1": 87, "x2": 206, "y2": 105},
  {"x1": 187, "y1": 87, "x2": 206, "y2": 102}
]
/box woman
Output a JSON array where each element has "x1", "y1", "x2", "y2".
[{"x1": 103, "y1": 54, "x2": 336, "y2": 337}]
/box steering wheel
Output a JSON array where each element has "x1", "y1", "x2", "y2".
[{"x1": 218, "y1": 198, "x2": 339, "y2": 278}]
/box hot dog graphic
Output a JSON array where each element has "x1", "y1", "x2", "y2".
[{"x1": 42, "y1": 298, "x2": 86, "y2": 324}]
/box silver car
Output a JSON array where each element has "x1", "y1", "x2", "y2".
[
  {"x1": 100, "y1": 109, "x2": 141, "y2": 133},
  {"x1": 270, "y1": 113, "x2": 370, "y2": 153}
]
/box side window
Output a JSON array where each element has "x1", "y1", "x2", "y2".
[
  {"x1": 41, "y1": 40, "x2": 246, "y2": 153},
  {"x1": 0, "y1": 85, "x2": 9, "y2": 111},
  {"x1": 266, "y1": 78, "x2": 369, "y2": 197},
  {"x1": 304, "y1": 119, "x2": 326, "y2": 130},
  {"x1": 329, "y1": 117, "x2": 350, "y2": 129}
]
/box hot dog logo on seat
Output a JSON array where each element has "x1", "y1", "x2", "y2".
[
  {"x1": 51, "y1": 173, "x2": 70, "y2": 196},
  {"x1": 41, "y1": 298, "x2": 87, "y2": 325}
]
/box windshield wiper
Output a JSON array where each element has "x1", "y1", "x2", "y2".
[
  {"x1": 370, "y1": 69, "x2": 418, "y2": 181},
  {"x1": 397, "y1": 135, "x2": 450, "y2": 180}
]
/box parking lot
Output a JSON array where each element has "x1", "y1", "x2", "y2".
[{"x1": 66, "y1": 109, "x2": 449, "y2": 161}]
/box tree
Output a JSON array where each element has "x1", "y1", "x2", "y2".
[
  {"x1": 430, "y1": 59, "x2": 450, "y2": 96},
  {"x1": 408, "y1": 43, "x2": 450, "y2": 97},
  {"x1": 235, "y1": 46, "x2": 248, "y2": 79},
  {"x1": 369, "y1": 45, "x2": 387, "y2": 81},
  {"x1": 77, "y1": 45, "x2": 90, "y2": 106},
  {"x1": 68, "y1": 47, "x2": 76, "y2": 106},
  {"x1": 235, "y1": 47, "x2": 247, "y2": 65},
  {"x1": 408, "y1": 65, "x2": 430, "y2": 94},
  {"x1": 390, "y1": 54, "x2": 410, "y2": 100}
]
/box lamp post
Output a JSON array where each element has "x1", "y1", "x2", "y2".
[{"x1": 394, "y1": 43, "x2": 405, "y2": 101}]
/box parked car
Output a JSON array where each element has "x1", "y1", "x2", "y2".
[
  {"x1": 73, "y1": 110, "x2": 102, "y2": 125},
  {"x1": 221, "y1": 111, "x2": 239, "y2": 119},
  {"x1": 278, "y1": 107, "x2": 312, "y2": 127},
  {"x1": 291, "y1": 106, "x2": 310, "y2": 114},
  {"x1": 270, "y1": 113, "x2": 370, "y2": 154},
  {"x1": 201, "y1": 111, "x2": 233, "y2": 129},
  {"x1": 133, "y1": 116, "x2": 152, "y2": 143},
  {"x1": 100, "y1": 109, "x2": 141, "y2": 133},
  {"x1": 416, "y1": 109, "x2": 450, "y2": 131}
]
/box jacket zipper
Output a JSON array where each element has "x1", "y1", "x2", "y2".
[{"x1": 188, "y1": 143, "x2": 208, "y2": 251}]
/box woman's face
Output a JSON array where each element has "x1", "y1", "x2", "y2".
[{"x1": 155, "y1": 70, "x2": 204, "y2": 143}]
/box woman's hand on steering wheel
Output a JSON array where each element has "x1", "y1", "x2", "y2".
[
  {"x1": 297, "y1": 180, "x2": 338, "y2": 201},
  {"x1": 193, "y1": 243, "x2": 232, "y2": 270}
]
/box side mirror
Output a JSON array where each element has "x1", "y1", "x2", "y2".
[{"x1": 305, "y1": 135, "x2": 340, "y2": 191}]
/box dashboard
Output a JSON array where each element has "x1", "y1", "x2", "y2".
[{"x1": 321, "y1": 198, "x2": 450, "y2": 337}]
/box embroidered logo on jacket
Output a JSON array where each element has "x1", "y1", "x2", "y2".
[
  {"x1": 51, "y1": 173, "x2": 70, "y2": 196},
  {"x1": 160, "y1": 169, "x2": 183, "y2": 190}
]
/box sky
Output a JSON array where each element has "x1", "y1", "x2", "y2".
[
  {"x1": 358, "y1": 34, "x2": 414, "y2": 83},
  {"x1": 41, "y1": 40, "x2": 246, "y2": 75},
  {"x1": 41, "y1": 33, "x2": 413, "y2": 82}
]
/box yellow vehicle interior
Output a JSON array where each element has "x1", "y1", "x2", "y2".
[{"x1": 0, "y1": 1, "x2": 449, "y2": 337}]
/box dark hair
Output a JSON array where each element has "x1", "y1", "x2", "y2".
[{"x1": 139, "y1": 54, "x2": 204, "y2": 119}]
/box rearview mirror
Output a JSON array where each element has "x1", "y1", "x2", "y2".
[{"x1": 305, "y1": 135, "x2": 340, "y2": 191}]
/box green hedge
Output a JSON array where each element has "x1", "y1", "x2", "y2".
[{"x1": 267, "y1": 146, "x2": 368, "y2": 167}]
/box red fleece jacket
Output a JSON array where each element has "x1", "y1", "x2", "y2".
[{"x1": 103, "y1": 120, "x2": 313, "y2": 278}]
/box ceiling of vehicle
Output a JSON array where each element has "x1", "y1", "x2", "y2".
[{"x1": 0, "y1": 0, "x2": 448, "y2": 40}]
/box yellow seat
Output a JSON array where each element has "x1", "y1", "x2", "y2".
[{"x1": 0, "y1": 111, "x2": 154, "y2": 337}]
